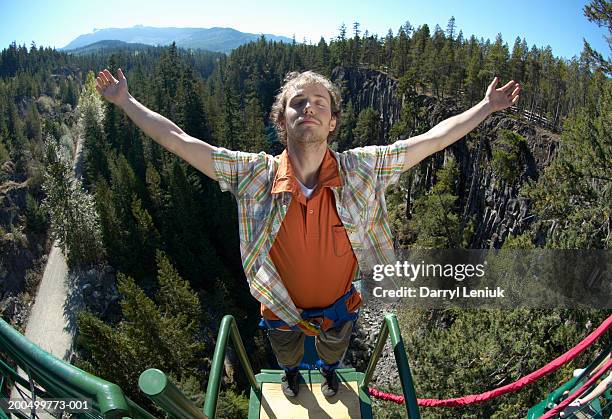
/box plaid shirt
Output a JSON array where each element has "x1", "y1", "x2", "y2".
[{"x1": 212, "y1": 141, "x2": 408, "y2": 329}]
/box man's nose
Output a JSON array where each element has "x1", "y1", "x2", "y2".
[{"x1": 303, "y1": 101, "x2": 314, "y2": 115}]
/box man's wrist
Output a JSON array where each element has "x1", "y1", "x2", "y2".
[
  {"x1": 479, "y1": 98, "x2": 495, "y2": 115},
  {"x1": 115, "y1": 92, "x2": 132, "y2": 110}
]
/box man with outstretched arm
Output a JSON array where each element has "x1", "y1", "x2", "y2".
[{"x1": 96, "y1": 67, "x2": 520, "y2": 398}]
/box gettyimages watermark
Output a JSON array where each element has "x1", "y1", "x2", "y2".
[{"x1": 360, "y1": 249, "x2": 612, "y2": 309}]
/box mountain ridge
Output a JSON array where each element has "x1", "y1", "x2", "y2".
[{"x1": 60, "y1": 25, "x2": 295, "y2": 53}]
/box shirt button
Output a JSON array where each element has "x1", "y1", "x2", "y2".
[{"x1": 308, "y1": 209, "x2": 314, "y2": 214}]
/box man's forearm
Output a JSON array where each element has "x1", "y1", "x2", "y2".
[
  {"x1": 117, "y1": 93, "x2": 184, "y2": 154},
  {"x1": 428, "y1": 99, "x2": 494, "y2": 151}
]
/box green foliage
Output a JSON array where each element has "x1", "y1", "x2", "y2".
[
  {"x1": 76, "y1": 253, "x2": 208, "y2": 406},
  {"x1": 24, "y1": 103, "x2": 42, "y2": 142},
  {"x1": 388, "y1": 95, "x2": 429, "y2": 142},
  {"x1": 409, "y1": 158, "x2": 470, "y2": 248},
  {"x1": 522, "y1": 80, "x2": 611, "y2": 248},
  {"x1": 243, "y1": 96, "x2": 269, "y2": 153},
  {"x1": 491, "y1": 129, "x2": 528, "y2": 186},
  {"x1": 0, "y1": 140, "x2": 9, "y2": 166},
  {"x1": 583, "y1": 0, "x2": 611, "y2": 73},
  {"x1": 353, "y1": 107, "x2": 381, "y2": 146},
  {"x1": 155, "y1": 250, "x2": 203, "y2": 323},
  {"x1": 336, "y1": 100, "x2": 357, "y2": 151},
  {"x1": 215, "y1": 388, "x2": 249, "y2": 419},
  {"x1": 24, "y1": 192, "x2": 48, "y2": 234},
  {"x1": 41, "y1": 141, "x2": 105, "y2": 268},
  {"x1": 502, "y1": 231, "x2": 536, "y2": 249},
  {"x1": 397, "y1": 308, "x2": 610, "y2": 418}
]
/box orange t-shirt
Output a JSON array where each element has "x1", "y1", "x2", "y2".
[{"x1": 261, "y1": 149, "x2": 361, "y2": 331}]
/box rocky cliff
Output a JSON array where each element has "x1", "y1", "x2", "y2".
[{"x1": 333, "y1": 66, "x2": 559, "y2": 249}]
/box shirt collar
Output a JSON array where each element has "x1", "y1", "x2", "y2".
[{"x1": 271, "y1": 148, "x2": 342, "y2": 195}]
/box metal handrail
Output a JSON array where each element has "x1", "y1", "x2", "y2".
[
  {"x1": 360, "y1": 313, "x2": 421, "y2": 419},
  {"x1": 203, "y1": 314, "x2": 259, "y2": 419},
  {"x1": 0, "y1": 318, "x2": 153, "y2": 418},
  {"x1": 138, "y1": 368, "x2": 205, "y2": 419}
]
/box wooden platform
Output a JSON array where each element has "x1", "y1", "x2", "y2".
[{"x1": 248, "y1": 368, "x2": 372, "y2": 419}]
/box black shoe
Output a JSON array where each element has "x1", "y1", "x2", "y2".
[
  {"x1": 320, "y1": 369, "x2": 339, "y2": 397},
  {"x1": 281, "y1": 370, "x2": 300, "y2": 397}
]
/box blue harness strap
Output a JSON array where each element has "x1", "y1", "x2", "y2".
[{"x1": 259, "y1": 285, "x2": 360, "y2": 332}]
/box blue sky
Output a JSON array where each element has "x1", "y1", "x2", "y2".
[{"x1": 0, "y1": 0, "x2": 609, "y2": 61}]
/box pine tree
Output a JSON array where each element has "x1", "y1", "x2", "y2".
[
  {"x1": 392, "y1": 27, "x2": 410, "y2": 76},
  {"x1": 491, "y1": 130, "x2": 529, "y2": 187},
  {"x1": 484, "y1": 33, "x2": 509, "y2": 81},
  {"x1": 24, "y1": 103, "x2": 41, "y2": 142},
  {"x1": 465, "y1": 36, "x2": 484, "y2": 104},
  {"x1": 409, "y1": 158, "x2": 467, "y2": 248},
  {"x1": 446, "y1": 16, "x2": 457, "y2": 40},
  {"x1": 335, "y1": 100, "x2": 357, "y2": 151},
  {"x1": 353, "y1": 107, "x2": 381, "y2": 146},
  {"x1": 42, "y1": 140, "x2": 105, "y2": 268},
  {"x1": 583, "y1": 0, "x2": 611, "y2": 73},
  {"x1": 315, "y1": 37, "x2": 331, "y2": 74},
  {"x1": 384, "y1": 28, "x2": 394, "y2": 67},
  {"x1": 155, "y1": 250, "x2": 203, "y2": 325},
  {"x1": 130, "y1": 197, "x2": 161, "y2": 269},
  {"x1": 76, "y1": 264, "x2": 207, "y2": 407},
  {"x1": 352, "y1": 22, "x2": 361, "y2": 64},
  {"x1": 509, "y1": 37, "x2": 527, "y2": 84},
  {"x1": 524, "y1": 79, "x2": 611, "y2": 249},
  {"x1": 177, "y1": 67, "x2": 210, "y2": 142},
  {"x1": 242, "y1": 96, "x2": 268, "y2": 153},
  {"x1": 82, "y1": 103, "x2": 109, "y2": 186}
]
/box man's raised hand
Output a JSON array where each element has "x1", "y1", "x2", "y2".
[
  {"x1": 95, "y1": 68, "x2": 128, "y2": 106},
  {"x1": 485, "y1": 77, "x2": 521, "y2": 113}
]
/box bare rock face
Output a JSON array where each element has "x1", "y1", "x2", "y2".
[
  {"x1": 0, "y1": 295, "x2": 31, "y2": 331},
  {"x1": 0, "y1": 180, "x2": 43, "y2": 304},
  {"x1": 0, "y1": 180, "x2": 28, "y2": 228},
  {"x1": 68, "y1": 265, "x2": 122, "y2": 322},
  {"x1": 332, "y1": 66, "x2": 404, "y2": 144},
  {"x1": 449, "y1": 115, "x2": 558, "y2": 248}
]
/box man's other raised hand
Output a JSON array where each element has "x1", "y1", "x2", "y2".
[
  {"x1": 484, "y1": 76, "x2": 521, "y2": 113},
  {"x1": 95, "y1": 68, "x2": 129, "y2": 106}
]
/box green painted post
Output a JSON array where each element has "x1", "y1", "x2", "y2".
[
  {"x1": 359, "y1": 314, "x2": 421, "y2": 419},
  {"x1": 228, "y1": 318, "x2": 259, "y2": 391},
  {"x1": 138, "y1": 369, "x2": 205, "y2": 419},
  {"x1": 203, "y1": 315, "x2": 259, "y2": 418},
  {"x1": 360, "y1": 319, "x2": 389, "y2": 388},
  {"x1": 386, "y1": 314, "x2": 420, "y2": 419}
]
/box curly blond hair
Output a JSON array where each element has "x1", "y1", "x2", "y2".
[{"x1": 270, "y1": 71, "x2": 342, "y2": 144}]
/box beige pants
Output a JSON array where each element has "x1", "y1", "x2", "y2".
[{"x1": 267, "y1": 321, "x2": 354, "y2": 370}]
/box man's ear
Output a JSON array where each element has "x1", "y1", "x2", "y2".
[{"x1": 329, "y1": 116, "x2": 337, "y2": 132}]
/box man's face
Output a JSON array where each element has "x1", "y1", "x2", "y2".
[{"x1": 282, "y1": 83, "x2": 337, "y2": 147}]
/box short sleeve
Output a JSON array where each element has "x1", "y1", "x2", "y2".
[
  {"x1": 342, "y1": 140, "x2": 409, "y2": 190},
  {"x1": 212, "y1": 147, "x2": 273, "y2": 198}
]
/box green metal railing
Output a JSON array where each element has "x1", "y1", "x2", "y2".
[
  {"x1": 0, "y1": 318, "x2": 154, "y2": 418},
  {"x1": 138, "y1": 368, "x2": 205, "y2": 419},
  {"x1": 2, "y1": 310, "x2": 421, "y2": 418},
  {"x1": 360, "y1": 313, "x2": 420, "y2": 419},
  {"x1": 204, "y1": 314, "x2": 259, "y2": 418},
  {"x1": 526, "y1": 343, "x2": 612, "y2": 418}
]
